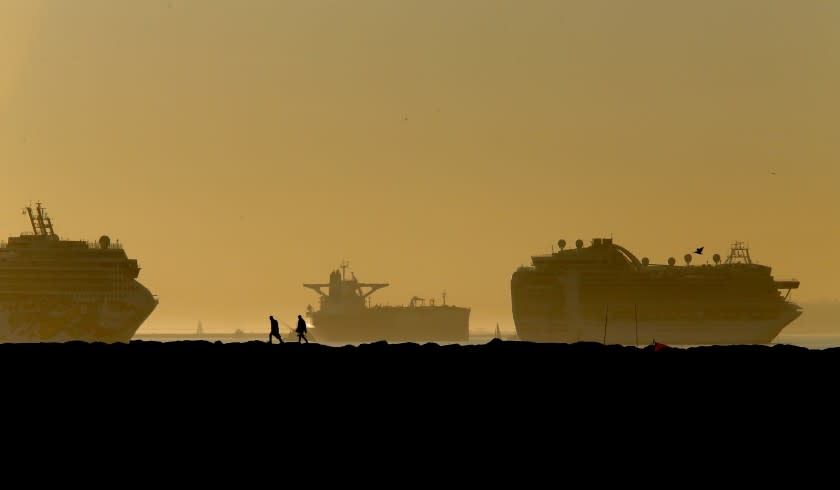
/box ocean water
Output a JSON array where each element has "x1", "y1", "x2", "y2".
[
  {"x1": 771, "y1": 334, "x2": 840, "y2": 350},
  {"x1": 131, "y1": 331, "x2": 840, "y2": 350},
  {"x1": 133, "y1": 301, "x2": 840, "y2": 349},
  {"x1": 132, "y1": 331, "x2": 504, "y2": 347},
  {"x1": 773, "y1": 301, "x2": 840, "y2": 349}
]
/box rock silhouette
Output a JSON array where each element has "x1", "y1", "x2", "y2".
[{"x1": 1, "y1": 339, "x2": 829, "y2": 428}]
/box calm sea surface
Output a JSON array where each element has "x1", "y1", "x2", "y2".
[
  {"x1": 131, "y1": 332, "x2": 840, "y2": 350},
  {"x1": 134, "y1": 302, "x2": 840, "y2": 349}
]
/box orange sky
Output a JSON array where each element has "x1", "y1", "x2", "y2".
[{"x1": 1, "y1": 1, "x2": 838, "y2": 334}]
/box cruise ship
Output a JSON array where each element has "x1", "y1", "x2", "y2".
[
  {"x1": 0, "y1": 203, "x2": 158, "y2": 342},
  {"x1": 511, "y1": 238, "x2": 801, "y2": 345}
]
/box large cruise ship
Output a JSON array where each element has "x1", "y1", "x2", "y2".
[
  {"x1": 0, "y1": 203, "x2": 158, "y2": 342},
  {"x1": 304, "y1": 262, "x2": 470, "y2": 343},
  {"x1": 511, "y1": 238, "x2": 801, "y2": 345}
]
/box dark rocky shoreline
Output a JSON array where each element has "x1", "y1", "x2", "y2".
[
  {"x1": 3, "y1": 339, "x2": 834, "y2": 430},
  {"x1": 2, "y1": 338, "x2": 835, "y2": 385}
]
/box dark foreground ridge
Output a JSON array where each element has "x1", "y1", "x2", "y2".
[
  {"x1": 4, "y1": 340, "x2": 836, "y2": 419},
  {"x1": 2, "y1": 338, "x2": 835, "y2": 388},
  {"x1": 4, "y1": 339, "x2": 836, "y2": 429}
]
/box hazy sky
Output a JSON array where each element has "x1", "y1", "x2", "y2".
[{"x1": 1, "y1": 0, "x2": 838, "y2": 333}]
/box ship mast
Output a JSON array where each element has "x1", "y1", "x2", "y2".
[
  {"x1": 24, "y1": 202, "x2": 57, "y2": 238},
  {"x1": 725, "y1": 241, "x2": 752, "y2": 264},
  {"x1": 25, "y1": 205, "x2": 38, "y2": 234},
  {"x1": 303, "y1": 262, "x2": 389, "y2": 299},
  {"x1": 43, "y1": 207, "x2": 55, "y2": 236}
]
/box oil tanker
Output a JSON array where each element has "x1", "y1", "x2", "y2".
[{"x1": 304, "y1": 262, "x2": 470, "y2": 343}]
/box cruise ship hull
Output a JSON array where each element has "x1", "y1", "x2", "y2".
[
  {"x1": 0, "y1": 279, "x2": 158, "y2": 343},
  {"x1": 513, "y1": 309, "x2": 802, "y2": 345},
  {"x1": 311, "y1": 306, "x2": 471, "y2": 344},
  {"x1": 510, "y1": 237, "x2": 804, "y2": 346}
]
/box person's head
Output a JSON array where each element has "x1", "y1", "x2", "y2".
[
  {"x1": 270, "y1": 315, "x2": 274, "y2": 319},
  {"x1": 298, "y1": 315, "x2": 303, "y2": 319}
]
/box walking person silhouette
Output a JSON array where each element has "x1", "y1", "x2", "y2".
[
  {"x1": 296, "y1": 315, "x2": 309, "y2": 344},
  {"x1": 268, "y1": 315, "x2": 283, "y2": 344}
]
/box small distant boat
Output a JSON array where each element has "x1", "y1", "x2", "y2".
[{"x1": 494, "y1": 323, "x2": 502, "y2": 340}]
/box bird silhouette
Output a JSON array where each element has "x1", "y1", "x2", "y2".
[{"x1": 694, "y1": 247, "x2": 704, "y2": 255}]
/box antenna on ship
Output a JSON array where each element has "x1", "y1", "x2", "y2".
[
  {"x1": 340, "y1": 260, "x2": 349, "y2": 280},
  {"x1": 35, "y1": 202, "x2": 47, "y2": 236},
  {"x1": 41, "y1": 203, "x2": 55, "y2": 236},
  {"x1": 725, "y1": 241, "x2": 752, "y2": 264},
  {"x1": 25, "y1": 204, "x2": 38, "y2": 234},
  {"x1": 442, "y1": 290, "x2": 447, "y2": 306},
  {"x1": 23, "y1": 201, "x2": 57, "y2": 238}
]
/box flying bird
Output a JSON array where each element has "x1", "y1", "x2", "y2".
[{"x1": 694, "y1": 247, "x2": 704, "y2": 255}]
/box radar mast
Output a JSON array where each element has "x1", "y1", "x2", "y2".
[
  {"x1": 24, "y1": 202, "x2": 57, "y2": 238},
  {"x1": 725, "y1": 241, "x2": 752, "y2": 264}
]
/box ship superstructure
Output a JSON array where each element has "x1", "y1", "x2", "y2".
[
  {"x1": 0, "y1": 202, "x2": 158, "y2": 342},
  {"x1": 511, "y1": 237, "x2": 801, "y2": 345}
]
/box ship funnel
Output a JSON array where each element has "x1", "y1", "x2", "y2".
[
  {"x1": 557, "y1": 239, "x2": 566, "y2": 251},
  {"x1": 668, "y1": 257, "x2": 676, "y2": 266},
  {"x1": 575, "y1": 239, "x2": 583, "y2": 249},
  {"x1": 713, "y1": 253, "x2": 721, "y2": 265},
  {"x1": 641, "y1": 257, "x2": 649, "y2": 266},
  {"x1": 684, "y1": 254, "x2": 692, "y2": 266},
  {"x1": 99, "y1": 235, "x2": 110, "y2": 249}
]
